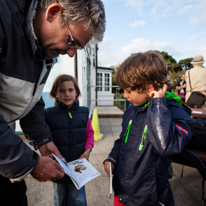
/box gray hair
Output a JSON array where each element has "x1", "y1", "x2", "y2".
[{"x1": 40, "y1": 0, "x2": 106, "y2": 41}]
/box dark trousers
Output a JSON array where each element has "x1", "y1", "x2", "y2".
[{"x1": 0, "y1": 175, "x2": 27, "y2": 206}]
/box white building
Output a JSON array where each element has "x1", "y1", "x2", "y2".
[
  {"x1": 96, "y1": 66, "x2": 114, "y2": 106},
  {"x1": 16, "y1": 41, "x2": 114, "y2": 133}
]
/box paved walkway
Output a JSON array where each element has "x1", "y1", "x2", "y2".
[
  {"x1": 24, "y1": 117, "x2": 204, "y2": 206},
  {"x1": 94, "y1": 106, "x2": 124, "y2": 118}
]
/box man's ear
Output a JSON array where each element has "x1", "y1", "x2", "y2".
[
  {"x1": 146, "y1": 84, "x2": 154, "y2": 95},
  {"x1": 46, "y1": 3, "x2": 62, "y2": 22}
]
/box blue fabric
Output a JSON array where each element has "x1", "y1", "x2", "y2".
[
  {"x1": 107, "y1": 97, "x2": 194, "y2": 206},
  {"x1": 53, "y1": 183, "x2": 87, "y2": 206},
  {"x1": 45, "y1": 100, "x2": 89, "y2": 184}
]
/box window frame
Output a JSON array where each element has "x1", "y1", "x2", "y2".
[{"x1": 97, "y1": 71, "x2": 111, "y2": 92}]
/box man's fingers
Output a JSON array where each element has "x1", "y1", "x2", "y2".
[
  {"x1": 54, "y1": 161, "x2": 65, "y2": 174},
  {"x1": 39, "y1": 142, "x2": 63, "y2": 159},
  {"x1": 31, "y1": 156, "x2": 65, "y2": 182},
  {"x1": 53, "y1": 145, "x2": 63, "y2": 159}
]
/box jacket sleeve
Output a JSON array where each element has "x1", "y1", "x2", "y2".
[
  {"x1": 147, "y1": 98, "x2": 194, "y2": 156},
  {"x1": 20, "y1": 97, "x2": 52, "y2": 147},
  {"x1": 84, "y1": 118, "x2": 94, "y2": 150},
  {"x1": 0, "y1": 115, "x2": 39, "y2": 178},
  {"x1": 0, "y1": 17, "x2": 6, "y2": 58}
]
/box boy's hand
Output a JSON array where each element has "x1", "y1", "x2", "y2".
[
  {"x1": 104, "y1": 161, "x2": 114, "y2": 177},
  {"x1": 79, "y1": 148, "x2": 92, "y2": 160},
  {"x1": 149, "y1": 84, "x2": 167, "y2": 98}
]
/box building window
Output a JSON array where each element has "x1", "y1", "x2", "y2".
[
  {"x1": 97, "y1": 73, "x2": 102, "y2": 91},
  {"x1": 105, "y1": 73, "x2": 110, "y2": 91},
  {"x1": 97, "y1": 72, "x2": 111, "y2": 92}
]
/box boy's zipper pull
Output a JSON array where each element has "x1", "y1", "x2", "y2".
[
  {"x1": 68, "y1": 112, "x2": 73, "y2": 119},
  {"x1": 125, "y1": 120, "x2": 132, "y2": 143},
  {"x1": 139, "y1": 125, "x2": 148, "y2": 151},
  {"x1": 143, "y1": 101, "x2": 150, "y2": 109}
]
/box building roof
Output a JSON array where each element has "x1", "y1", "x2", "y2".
[{"x1": 97, "y1": 66, "x2": 114, "y2": 71}]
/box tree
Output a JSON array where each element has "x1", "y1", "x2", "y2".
[
  {"x1": 111, "y1": 63, "x2": 121, "y2": 77},
  {"x1": 111, "y1": 51, "x2": 193, "y2": 92},
  {"x1": 152, "y1": 50, "x2": 183, "y2": 72},
  {"x1": 178, "y1": 58, "x2": 193, "y2": 71}
]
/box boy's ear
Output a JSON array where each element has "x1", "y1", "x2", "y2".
[
  {"x1": 146, "y1": 84, "x2": 154, "y2": 95},
  {"x1": 46, "y1": 3, "x2": 62, "y2": 22}
]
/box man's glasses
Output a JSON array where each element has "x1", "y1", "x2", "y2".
[{"x1": 63, "y1": 16, "x2": 84, "y2": 50}]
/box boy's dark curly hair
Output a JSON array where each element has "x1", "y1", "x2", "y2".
[{"x1": 115, "y1": 51, "x2": 168, "y2": 93}]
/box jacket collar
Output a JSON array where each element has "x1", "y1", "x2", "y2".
[
  {"x1": 134, "y1": 103, "x2": 148, "y2": 114},
  {"x1": 23, "y1": 0, "x2": 52, "y2": 61},
  {"x1": 55, "y1": 99, "x2": 79, "y2": 111},
  {"x1": 12, "y1": 0, "x2": 33, "y2": 14},
  {"x1": 24, "y1": 0, "x2": 44, "y2": 60}
]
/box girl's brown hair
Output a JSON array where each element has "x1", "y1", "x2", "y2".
[
  {"x1": 115, "y1": 51, "x2": 168, "y2": 93},
  {"x1": 50, "y1": 74, "x2": 81, "y2": 99}
]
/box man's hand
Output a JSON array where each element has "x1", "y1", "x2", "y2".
[
  {"x1": 39, "y1": 141, "x2": 63, "y2": 159},
  {"x1": 149, "y1": 84, "x2": 167, "y2": 98},
  {"x1": 31, "y1": 156, "x2": 65, "y2": 182},
  {"x1": 79, "y1": 148, "x2": 92, "y2": 160},
  {"x1": 104, "y1": 161, "x2": 114, "y2": 177}
]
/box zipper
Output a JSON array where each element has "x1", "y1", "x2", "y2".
[{"x1": 68, "y1": 110, "x2": 73, "y2": 161}]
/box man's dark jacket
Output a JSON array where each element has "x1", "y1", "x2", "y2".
[
  {"x1": 0, "y1": 0, "x2": 56, "y2": 179},
  {"x1": 105, "y1": 98, "x2": 194, "y2": 206}
]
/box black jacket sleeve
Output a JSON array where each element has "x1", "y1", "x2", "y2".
[
  {"x1": 20, "y1": 97, "x2": 52, "y2": 147},
  {"x1": 147, "y1": 98, "x2": 194, "y2": 156},
  {"x1": 0, "y1": 115, "x2": 39, "y2": 178}
]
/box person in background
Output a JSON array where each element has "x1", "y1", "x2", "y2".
[
  {"x1": 176, "y1": 73, "x2": 186, "y2": 104},
  {"x1": 0, "y1": 0, "x2": 105, "y2": 205},
  {"x1": 185, "y1": 55, "x2": 206, "y2": 107},
  {"x1": 166, "y1": 74, "x2": 174, "y2": 92},
  {"x1": 45, "y1": 74, "x2": 94, "y2": 206},
  {"x1": 103, "y1": 51, "x2": 193, "y2": 206}
]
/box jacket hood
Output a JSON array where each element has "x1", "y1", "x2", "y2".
[
  {"x1": 165, "y1": 92, "x2": 191, "y2": 116},
  {"x1": 12, "y1": 0, "x2": 33, "y2": 14}
]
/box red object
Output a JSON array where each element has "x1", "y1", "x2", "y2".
[
  {"x1": 178, "y1": 93, "x2": 185, "y2": 104},
  {"x1": 85, "y1": 118, "x2": 94, "y2": 150},
  {"x1": 114, "y1": 196, "x2": 126, "y2": 206},
  {"x1": 176, "y1": 124, "x2": 188, "y2": 135}
]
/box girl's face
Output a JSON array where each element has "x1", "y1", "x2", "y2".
[{"x1": 56, "y1": 81, "x2": 77, "y2": 108}]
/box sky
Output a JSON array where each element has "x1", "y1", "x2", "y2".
[{"x1": 98, "y1": 0, "x2": 206, "y2": 67}]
